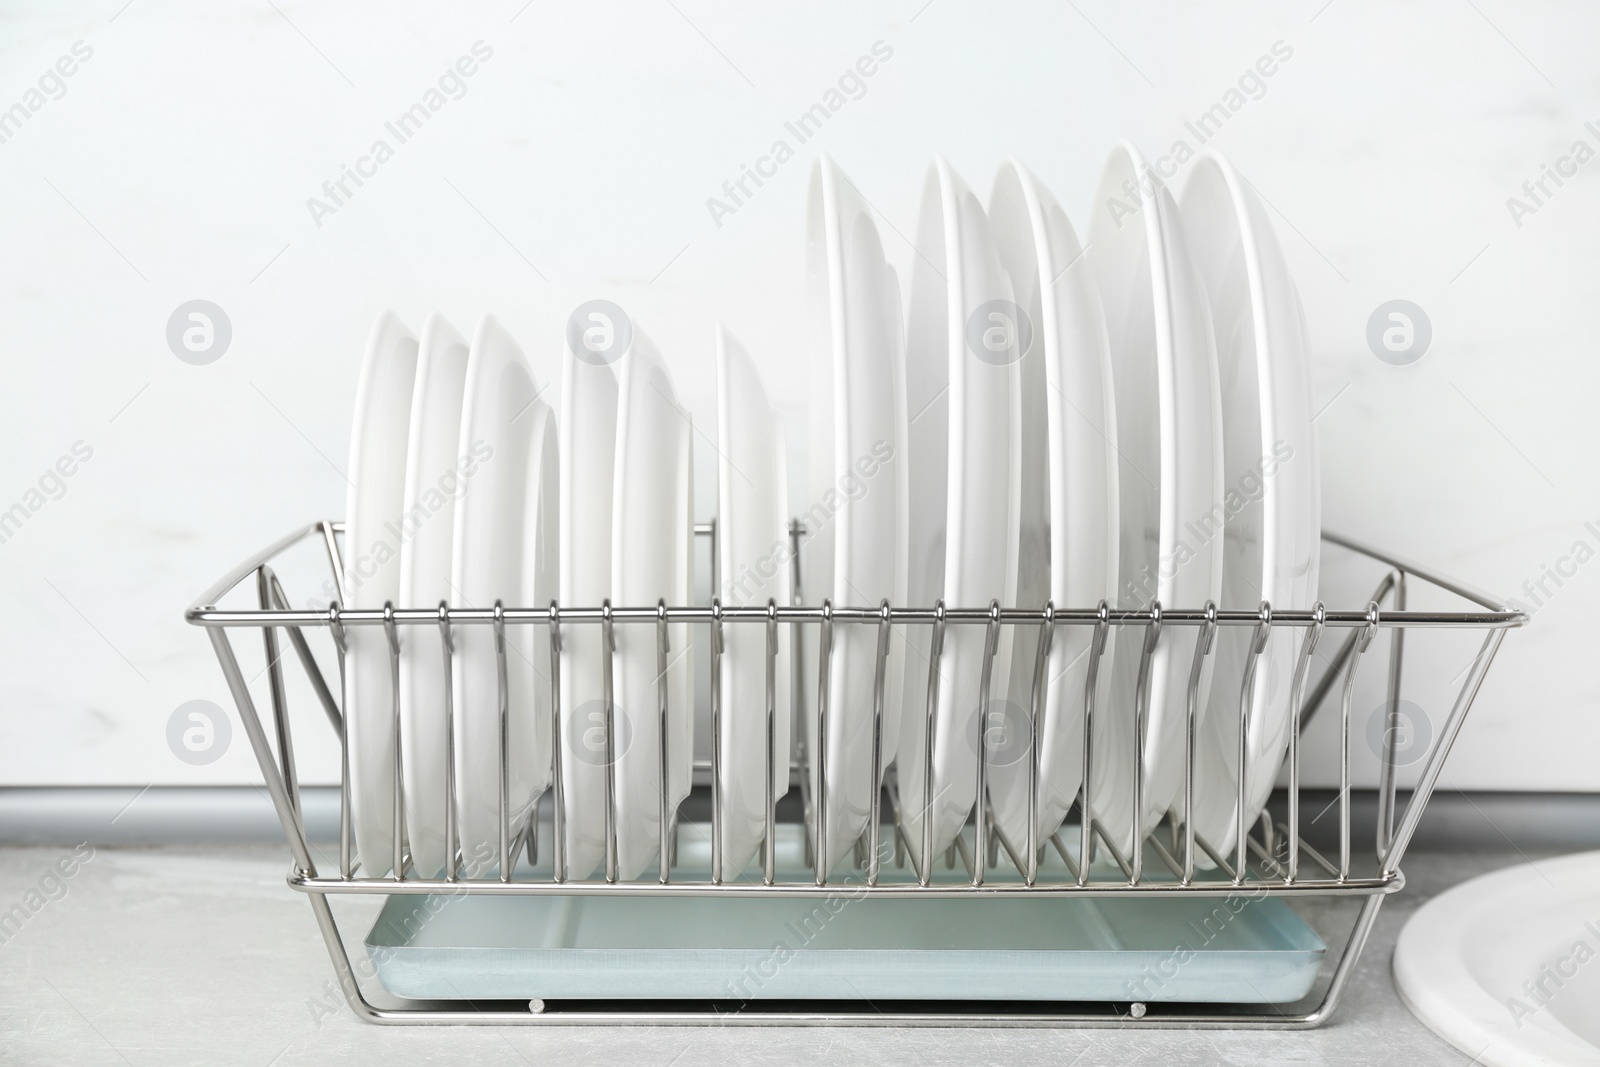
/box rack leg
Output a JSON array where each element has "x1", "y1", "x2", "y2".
[
  {"x1": 1300, "y1": 894, "x2": 1389, "y2": 1027},
  {"x1": 307, "y1": 893, "x2": 384, "y2": 1022},
  {"x1": 207, "y1": 627, "x2": 316, "y2": 875}
]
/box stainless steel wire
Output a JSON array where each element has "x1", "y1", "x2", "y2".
[{"x1": 186, "y1": 520, "x2": 1522, "y2": 1028}]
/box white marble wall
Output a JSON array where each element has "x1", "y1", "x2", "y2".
[{"x1": 0, "y1": 0, "x2": 1594, "y2": 792}]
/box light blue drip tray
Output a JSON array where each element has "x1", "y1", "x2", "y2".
[{"x1": 365, "y1": 829, "x2": 1325, "y2": 1005}]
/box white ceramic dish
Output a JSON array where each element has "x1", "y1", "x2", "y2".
[
  {"x1": 396, "y1": 313, "x2": 470, "y2": 877},
  {"x1": 1087, "y1": 143, "x2": 1224, "y2": 857},
  {"x1": 344, "y1": 311, "x2": 419, "y2": 878},
  {"x1": 557, "y1": 316, "x2": 621, "y2": 879},
  {"x1": 1394, "y1": 851, "x2": 1600, "y2": 1067},
  {"x1": 450, "y1": 314, "x2": 557, "y2": 877},
  {"x1": 898, "y1": 157, "x2": 1021, "y2": 871},
  {"x1": 611, "y1": 328, "x2": 695, "y2": 881},
  {"x1": 986, "y1": 160, "x2": 1120, "y2": 855},
  {"x1": 804, "y1": 154, "x2": 909, "y2": 876},
  {"x1": 1177, "y1": 153, "x2": 1320, "y2": 859},
  {"x1": 714, "y1": 325, "x2": 793, "y2": 878}
]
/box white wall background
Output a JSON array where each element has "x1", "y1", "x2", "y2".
[{"x1": 0, "y1": 0, "x2": 1595, "y2": 793}]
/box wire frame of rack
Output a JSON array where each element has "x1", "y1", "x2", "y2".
[{"x1": 185, "y1": 520, "x2": 1522, "y2": 1028}]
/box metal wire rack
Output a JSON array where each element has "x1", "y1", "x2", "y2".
[{"x1": 185, "y1": 520, "x2": 1522, "y2": 1028}]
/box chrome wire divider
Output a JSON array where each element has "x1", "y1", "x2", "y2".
[{"x1": 187, "y1": 521, "x2": 1523, "y2": 1029}]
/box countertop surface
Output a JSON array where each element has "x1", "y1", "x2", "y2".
[{"x1": 0, "y1": 843, "x2": 1533, "y2": 1066}]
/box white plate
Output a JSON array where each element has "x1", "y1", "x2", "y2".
[
  {"x1": 898, "y1": 157, "x2": 1021, "y2": 871},
  {"x1": 557, "y1": 310, "x2": 622, "y2": 879},
  {"x1": 344, "y1": 311, "x2": 418, "y2": 878},
  {"x1": 397, "y1": 312, "x2": 470, "y2": 877},
  {"x1": 804, "y1": 155, "x2": 909, "y2": 876},
  {"x1": 986, "y1": 160, "x2": 1120, "y2": 855},
  {"x1": 450, "y1": 314, "x2": 557, "y2": 877},
  {"x1": 714, "y1": 325, "x2": 793, "y2": 878},
  {"x1": 611, "y1": 328, "x2": 695, "y2": 881},
  {"x1": 1394, "y1": 851, "x2": 1600, "y2": 1067},
  {"x1": 1177, "y1": 153, "x2": 1320, "y2": 859},
  {"x1": 1087, "y1": 143, "x2": 1224, "y2": 857}
]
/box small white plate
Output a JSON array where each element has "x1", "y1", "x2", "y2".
[
  {"x1": 557, "y1": 310, "x2": 621, "y2": 879},
  {"x1": 714, "y1": 324, "x2": 793, "y2": 878},
  {"x1": 450, "y1": 314, "x2": 557, "y2": 877},
  {"x1": 611, "y1": 328, "x2": 695, "y2": 881},
  {"x1": 898, "y1": 157, "x2": 1021, "y2": 872},
  {"x1": 1178, "y1": 153, "x2": 1320, "y2": 859},
  {"x1": 344, "y1": 311, "x2": 418, "y2": 878},
  {"x1": 986, "y1": 160, "x2": 1120, "y2": 856},
  {"x1": 1087, "y1": 143, "x2": 1224, "y2": 857},
  {"x1": 397, "y1": 312, "x2": 470, "y2": 877},
  {"x1": 804, "y1": 155, "x2": 909, "y2": 876}
]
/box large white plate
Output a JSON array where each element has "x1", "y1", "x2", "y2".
[
  {"x1": 1087, "y1": 143, "x2": 1224, "y2": 857},
  {"x1": 557, "y1": 311, "x2": 621, "y2": 879},
  {"x1": 986, "y1": 160, "x2": 1120, "y2": 855},
  {"x1": 611, "y1": 328, "x2": 695, "y2": 881},
  {"x1": 397, "y1": 312, "x2": 470, "y2": 877},
  {"x1": 1394, "y1": 851, "x2": 1600, "y2": 1067},
  {"x1": 804, "y1": 155, "x2": 909, "y2": 877},
  {"x1": 1178, "y1": 153, "x2": 1320, "y2": 859},
  {"x1": 898, "y1": 157, "x2": 1021, "y2": 871},
  {"x1": 450, "y1": 314, "x2": 556, "y2": 877},
  {"x1": 714, "y1": 324, "x2": 793, "y2": 878},
  {"x1": 344, "y1": 311, "x2": 418, "y2": 878}
]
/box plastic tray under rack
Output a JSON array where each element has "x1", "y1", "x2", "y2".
[{"x1": 365, "y1": 828, "x2": 1325, "y2": 1005}]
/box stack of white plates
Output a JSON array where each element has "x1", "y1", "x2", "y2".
[{"x1": 337, "y1": 146, "x2": 1319, "y2": 880}]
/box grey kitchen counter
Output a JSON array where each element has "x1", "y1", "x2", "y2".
[{"x1": 0, "y1": 841, "x2": 1542, "y2": 1067}]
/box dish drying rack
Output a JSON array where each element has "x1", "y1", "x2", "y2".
[{"x1": 185, "y1": 521, "x2": 1523, "y2": 1028}]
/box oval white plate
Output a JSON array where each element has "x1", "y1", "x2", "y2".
[
  {"x1": 898, "y1": 157, "x2": 1020, "y2": 872},
  {"x1": 715, "y1": 324, "x2": 793, "y2": 879},
  {"x1": 611, "y1": 328, "x2": 695, "y2": 881},
  {"x1": 1178, "y1": 153, "x2": 1320, "y2": 860},
  {"x1": 451, "y1": 314, "x2": 556, "y2": 877},
  {"x1": 344, "y1": 310, "x2": 418, "y2": 878},
  {"x1": 1087, "y1": 143, "x2": 1224, "y2": 858},
  {"x1": 987, "y1": 159, "x2": 1120, "y2": 856},
  {"x1": 397, "y1": 312, "x2": 470, "y2": 877},
  {"x1": 804, "y1": 155, "x2": 909, "y2": 876}
]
